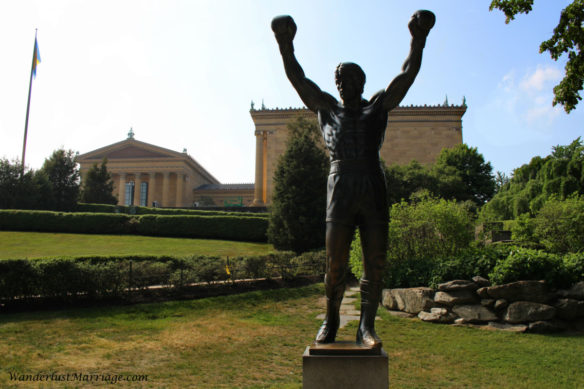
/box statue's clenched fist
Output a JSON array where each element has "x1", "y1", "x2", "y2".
[
  {"x1": 271, "y1": 15, "x2": 297, "y2": 44},
  {"x1": 408, "y1": 10, "x2": 435, "y2": 39}
]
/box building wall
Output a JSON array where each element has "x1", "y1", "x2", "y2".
[{"x1": 250, "y1": 105, "x2": 466, "y2": 205}]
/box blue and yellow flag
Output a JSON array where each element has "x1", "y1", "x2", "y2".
[{"x1": 32, "y1": 38, "x2": 41, "y2": 78}]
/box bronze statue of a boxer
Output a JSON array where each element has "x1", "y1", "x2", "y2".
[{"x1": 272, "y1": 10, "x2": 435, "y2": 347}]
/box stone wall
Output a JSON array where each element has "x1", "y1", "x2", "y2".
[{"x1": 382, "y1": 279, "x2": 584, "y2": 333}]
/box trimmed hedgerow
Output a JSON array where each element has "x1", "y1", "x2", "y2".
[
  {"x1": 76, "y1": 203, "x2": 268, "y2": 218},
  {"x1": 0, "y1": 210, "x2": 268, "y2": 242},
  {"x1": 0, "y1": 252, "x2": 325, "y2": 302}
]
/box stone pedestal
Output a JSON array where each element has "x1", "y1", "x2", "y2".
[{"x1": 303, "y1": 342, "x2": 389, "y2": 389}]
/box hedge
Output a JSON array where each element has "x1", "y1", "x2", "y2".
[
  {"x1": 0, "y1": 252, "x2": 326, "y2": 301},
  {"x1": 76, "y1": 203, "x2": 269, "y2": 218},
  {"x1": 0, "y1": 210, "x2": 268, "y2": 242}
]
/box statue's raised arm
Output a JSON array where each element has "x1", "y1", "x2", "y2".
[
  {"x1": 381, "y1": 10, "x2": 435, "y2": 111},
  {"x1": 272, "y1": 15, "x2": 337, "y2": 113}
]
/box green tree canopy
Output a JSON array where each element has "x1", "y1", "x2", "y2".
[
  {"x1": 490, "y1": 0, "x2": 584, "y2": 112},
  {"x1": 40, "y1": 149, "x2": 80, "y2": 211},
  {"x1": 384, "y1": 144, "x2": 495, "y2": 206},
  {"x1": 267, "y1": 117, "x2": 329, "y2": 254},
  {"x1": 432, "y1": 144, "x2": 495, "y2": 205},
  {"x1": 481, "y1": 137, "x2": 584, "y2": 220},
  {"x1": 80, "y1": 158, "x2": 117, "y2": 205},
  {"x1": 0, "y1": 159, "x2": 52, "y2": 210}
]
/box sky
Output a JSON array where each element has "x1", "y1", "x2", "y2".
[{"x1": 1, "y1": 0, "x2": 582, "y2": 184}]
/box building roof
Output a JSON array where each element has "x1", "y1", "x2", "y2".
[{"x1": 78, "y1": 137, "x2": 220, "y2": 184}]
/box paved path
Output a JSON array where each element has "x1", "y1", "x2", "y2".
[{"x1": 316, "y1": 286, "x2": 380, "y2": 328}]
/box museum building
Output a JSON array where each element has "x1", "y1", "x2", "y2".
[{"x1": 77, "y1": 102, "x2": 466, "y2": 208}]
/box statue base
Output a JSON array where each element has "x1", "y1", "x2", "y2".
[{"x1": 302, "y1": 341, "x2": 389, "y2": 389}]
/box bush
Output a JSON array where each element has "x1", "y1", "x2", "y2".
[
  {"x1": 0, "y1": 210, "x2": 268, "y2": 242},
  {"x1": 532, "y1": 196, "x2": 584, "y2": 253},
  {"x1": 383, "y1": 196, "x2": 475, "y2": 288},
  {"x1": 489, "y1": 248, "x2": 567, "y2": 288},
  {"x1": 76, "y1": 203, "x2": 269, "y2": 218}
]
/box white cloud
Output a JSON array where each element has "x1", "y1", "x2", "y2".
[
  {"x1": 519, "y1": 65, "x2": 562, "y2": 92},
  {"x1": 492, "y1": 65, "x2": 563, "y2": 128}
]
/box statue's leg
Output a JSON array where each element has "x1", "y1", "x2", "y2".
[
  {"x1": 315, "y1": 221, "x2": 354, "y2": 344},
  {"x1": 356, "y1": 223, "x2": 388, "y2": 347}
]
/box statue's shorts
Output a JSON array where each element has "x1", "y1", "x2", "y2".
[{"x1": 326, "y1": 159, "x2": 389, "y2": 228}]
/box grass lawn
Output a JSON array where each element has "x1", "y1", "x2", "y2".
[
  {"x1": 0, "y1": 231, "x2": 273, "y2": 259},
  {"x1": 1, "y1": 284, "x2": 583, "y2": 388}
]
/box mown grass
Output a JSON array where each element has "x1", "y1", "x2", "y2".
[
  {"x1": 0, "y1": 231, "x2": 273, "y2": 259},
  {"x1": 1, "y1": 284, "x2": 583, "y2": 388}
]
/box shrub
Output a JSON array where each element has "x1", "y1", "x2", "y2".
[
  {"x1": 384, "y1": 196, "x2": 475, "y2": 287},
  {"x1": 489, "y1": 248, "x2": 567, "y2": 288},
  {"x1": 0, "y1": 210, "x2": 268, "y2": 242},
  {"x1": 532, "y1": 196, "x2": 584, "y2": 253}
]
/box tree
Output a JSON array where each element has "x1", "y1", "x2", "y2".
[
  {"x1": 431, "y1": 144, "x2": 495, "y2": 205},
  {"x1": 490, "y1": 0, "x2": 584, "y2": 112},
  {"x1": 481, "y1": 137, "x2": 584, "y2": 220},
  {"x1": 384, "y1": 160, "x2": 437, "y2": 205},
  {"x1": 80, "y1": 158, "x2": 117, "y2": 205},
  {"x1": 0, "y1": 159, "x2": 50, "y2": 210},
  {"x1": 267, "y1": 117, "x2": 329, "y2": 253},
  {"x1": 40, "y1": 149, "x2": 80, "y2": 211}
]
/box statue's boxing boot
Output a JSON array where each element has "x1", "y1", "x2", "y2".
[{"x1": 356, "y1": 279, "x2": 382, "y2": 347}]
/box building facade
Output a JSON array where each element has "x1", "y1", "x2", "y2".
[
  {"x1": 249, "y1": 103, "x2": 467, "y2": 206},
  {"x1": 77, "y1": 131, "x2": 222, "y2": 208}
]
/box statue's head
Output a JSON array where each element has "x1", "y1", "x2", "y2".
[{"x1": 335, "y1": 62, "x2": 365, "y2": 102}]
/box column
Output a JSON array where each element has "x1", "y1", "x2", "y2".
[
  {"x1": 176, "y1": 172, "x2": 184, "y2": 208},
  {"x1": 133, "y1": 173, "x2": 142, "y2": 206},
  {"x1": 118, "y1": 173, "x2": 127, "y2": 205},
  {"x1": 162, "y1": 172, "x2": 170, "y2": 207},
  {"x1": 252, "y1": 131, "x2": 264, "y2": 206},
  {"x1": 148, "y1": 172, "x2": 156, "y2": 208}
]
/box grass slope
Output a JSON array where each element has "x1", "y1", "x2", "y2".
[
  {"x1": 0, "y1": 231, "x2": 273, "y2": 260},
  {"x1": 1, "y1": 284, "x2": 583, "y2": 388}
]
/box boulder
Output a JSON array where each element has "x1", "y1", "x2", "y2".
[
  {"x1": 452, "y1": 304, "x2": 498, "y2": 323},
  {"x1": 486, "y1": 281, "x2": 552, "y2": 303},
  {"x1": 481, "y1": 299, "x2": 495, "y2": 308},
  {"x1": 527, "y1": 320, "x2": 565, "y2": 334},
  {"x1": 382, "y1": 288, "x2": 435, "y2": 314},
  {"x1": 485, "y1": 322, "x2": 527, "y2": 333},
  {"x1": 564, "y1": 281, "x2": 584, "y2": 300},
  {"x1": 472, "y1": 276, "x2": 491, "y2": 287},
  {"x1": 418, "y1": 309, "x2": 456, "y2": 324},
  {"x1": 504, "y1": 302, "x2": 556, "y2": 323},
  {"x1": 494, "y1": 299, "x2": 508, "y2": 311},
  {"x1": 554, "y1": 298, "x2": 584, "y2": 320},
  {"x1": 476, "y1": 287, "x2": 490, "y2": 299},
  {"x1": 437, "y1": 280, "x2": 479, "y2": 292},
  {"x1": 386, "y1": 310, "x2": 416, "y2": 319},
  {"x1": 434, "y1": 290, "x2": 477, "y2": 306}
]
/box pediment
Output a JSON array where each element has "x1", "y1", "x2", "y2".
[
  {"x1": 96, "y1": 145, "x2": 169, "y2": 160},
  {"x1": 79, "y1": 139, "x2": 184, "y2": 162}
]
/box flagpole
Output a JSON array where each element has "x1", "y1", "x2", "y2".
[{"x1": 21, "y1": 29, "x2": 38, "y2": 178}]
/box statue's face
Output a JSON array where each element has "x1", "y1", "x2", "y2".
[{"x1": 336, "y1": 70, "x2": 364, "y2": 102}]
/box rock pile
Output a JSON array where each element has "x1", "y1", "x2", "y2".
[{"x1": 382, "y1": 279, "x2": 584, "y2": 333}]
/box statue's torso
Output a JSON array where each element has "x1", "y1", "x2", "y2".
[{"x1": 318, "y1": 95, "x2": 388, "y2": 161}]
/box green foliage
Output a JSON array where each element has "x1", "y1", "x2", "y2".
[
  {"x1": 433, "y1": 144, "x2": 495, "y2": 205},
  {"x1": 76, "y1": 202, "x2": 268, "y2": 218},
  {"x1": 490, "y1": 0, "x2": 584, "y2": 112},
  {"x1": 0, "y1": 158, "x2": 52, "y2": 210},
  {"x1": 532, "y1": 196, "x2": 584, "y2": 253},
  {"x1": 349, "y1": 230, "x2": 363, "y2": 281},
  {"x1": 481, "y1": 138, "x2": 584, "y2": 220},
  {"x1": 0, "y1": 209, "x2": 268, "y2": 242},
  {"x1": 40, "y1": 149, "x2": 80, "y2": 211},
  {"x1": 489, "y1": 248, "x2": 567, "y2": 287},
  {"x1": 384, "y1": 144, "x2": 495, "y2": 206},
  {"x1": 383, "y1": 195, "x2": 475, "y2": 287},
  {"x1": 268, "y1": 117, "x2": 329, "y2": 253},
  {"x1": 0, "y1": 252, "x2": 323, "y2": 302},
  {"x1": 80, "y1": 158, "x2": 117, "y2": 205}
]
